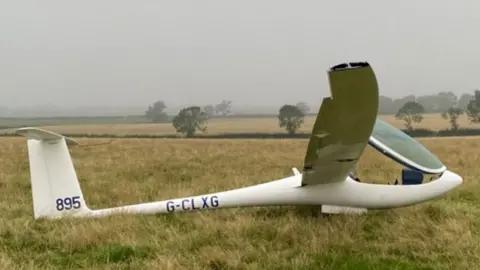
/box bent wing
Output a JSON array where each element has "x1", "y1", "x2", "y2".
[{"x1": 301, "y1": 62, "x2": 379, "y2": 186}]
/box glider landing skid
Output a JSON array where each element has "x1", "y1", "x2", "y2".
[{"x1": 15, "y1": 62, "x2": 462, "y2": 220}]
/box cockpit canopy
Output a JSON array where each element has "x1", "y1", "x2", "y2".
[{"x1": 368, "y1": 119, "x2": 445, "y2": 174}]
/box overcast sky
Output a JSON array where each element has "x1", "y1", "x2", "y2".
[{"x1": 1, "y1": 1, "x2": 479, "y2": 109}]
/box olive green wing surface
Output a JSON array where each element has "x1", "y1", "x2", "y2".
[{"x1": 301, "y1": 62, "x2": 379, "y2": 186}]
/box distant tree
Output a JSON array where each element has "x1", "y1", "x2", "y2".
[
  {"x1": 436, "y1": 91, "x2": 458, "y2": 112},
  {"x1": 441, "y1": 107, "x2": 464, "y2": 131},
  {"x1": 296, "y1": 102, "x2": 310, "y2": 115},
  {"x1": 215, "y1": 100, "x2": 232, "y2": 116},
  {"x1": 457, "y1": 93, "x2": 474, "y2": 110},
  {"x1": 466, "y1": 89, "x2": 480, "y2": 123},
  {"x1": 416, "y1": 91, "x2": 458, "y2": 113},
  {"x1": 172, "y1": 106, "x2": 208, "y2": 137},
  {"x1": 392, "y1": 95, "x2": 416, "y2": 114},
  {"x1": 203, "y1": 105, "x2": 215, "y2": 118},
  {"x1": 395, "y1": 101, "x2": 424, "y2": 131},
  {"x1": 278, "y1": 104, "x2": 305, "y2": 135},
  {"x1": 378, "y1": 95, "x2": 395, "y2": 114},
  {"x1": 145, "y1": 100, "x2": 168, "y2": 123},
  {"x1": 415, "y1": 94, "x2": 437, "y2": 113},
  {"x1": 415, "y1": 91, "x2": 462, "y2": 113}
]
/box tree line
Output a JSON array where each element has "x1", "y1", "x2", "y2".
[
  {"x1": 379, "y1": 91, "x2": 474, "y2": 115},
  {"x1": 395, "y1": 89, "x2": 480, "y2": 131},
  {"x1": 144, "y1": 89, "x2": 480, "y2": 137}
]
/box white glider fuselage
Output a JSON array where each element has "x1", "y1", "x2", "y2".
[{"x1": 82, "y1": 170, "x2": 462, "y2": 218}]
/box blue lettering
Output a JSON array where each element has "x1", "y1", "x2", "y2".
[
  {"x1": 164, "y1": 196, "x2": 220, "y2": 213},
  {"x1": 211, "y1": 195, "x2": 219, "y2": 207},
  {"x1": 72, "y1": 196, "x2": 81, "y2": 209},
  {"x1": 166, "y1": 201, "x2": 175, "y2": 212},
  {"x1": 55, "y1": 196, "x2": 81, "y2": 211},
  {"x1": 64, "y1": 197, "x2": 72, "y2": 210},
  {"x1": 56, "y1": 198, "x2": 64, "y2": 211},
  {"x1": 181, "y1": 199, "x2": 190, "y2": 210},
  {"x1": 191, "y1": 198, "x2": 200, "y2": 210},
  {"x1": 201, "y1": 196, "x2": 209, "y2": 208}
]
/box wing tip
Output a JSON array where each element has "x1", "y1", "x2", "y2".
[{"x1": 329, "y1": 62, "x2": 370, "y2": 72}]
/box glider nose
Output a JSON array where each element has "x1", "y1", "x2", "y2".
[
  {"x1": 454, "y1": 173, "x2": 463, "y2": 186},
  {"x1": 444, "y1": 170, "x2": 463, "y2": 189}
]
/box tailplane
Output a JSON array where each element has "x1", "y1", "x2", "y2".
[{"x1": 16, "y1": 127, "x2": 91, "y2": 219}]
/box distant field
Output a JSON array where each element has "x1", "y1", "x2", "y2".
[
  {"x1": 3, "y1": 113, "x2": 478, "y2": 136},
  {"x1": 0, "y1": 136, "x2": 477, "y2": 268},
  {"x1": 0, "y1": 115, "x2": 148, "y2": 128}
]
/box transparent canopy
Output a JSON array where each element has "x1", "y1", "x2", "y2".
[{"x1": 368, "y1": 119, "x2": 446, "y2": 174}]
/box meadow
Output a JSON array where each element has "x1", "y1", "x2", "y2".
[
  {"x1": 0, "y1": 136, "x2": 478, "y2": 269},
  {"x1": 3, "y1": 113, "x2": 479, "y2": 136}
]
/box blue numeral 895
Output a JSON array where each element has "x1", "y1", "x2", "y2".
[{"x1": 56, "y1": 196, "x2": 81, "y2": 211}]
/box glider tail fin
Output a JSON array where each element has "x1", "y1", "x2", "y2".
[{"x1": 16, "y1": 127, "x2": 91, "y2": 219}]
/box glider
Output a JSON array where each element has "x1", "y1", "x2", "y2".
[{"x1": 15, "y1": 62, "x2": 462, "y2": 219}]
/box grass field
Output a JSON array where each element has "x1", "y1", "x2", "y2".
[
  {"x1": 5, "y1": 113, "x2": 479, "y2": 136},
  {"x1": 0, "y1": 136, "x2": 477, "y2": 269}
]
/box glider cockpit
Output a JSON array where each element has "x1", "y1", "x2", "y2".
[
  {"x1": 350, "y1": 119, "x2": 446, "y2": 185},
  {"x1": 369, "y1": 119, "x2": 445, "y2": 175}
]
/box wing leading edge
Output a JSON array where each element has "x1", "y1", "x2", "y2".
[{"x1": 301, "y1": 62, "x2": 379, "y2": 186}]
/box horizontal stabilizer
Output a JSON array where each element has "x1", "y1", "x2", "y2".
[{"x1": 15, "y1": 127, "x2": 79, "y2": 147}]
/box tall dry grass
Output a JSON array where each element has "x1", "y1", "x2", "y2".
[{"x1": 0, "y1": 137, "x2": 478, "y2": 269}]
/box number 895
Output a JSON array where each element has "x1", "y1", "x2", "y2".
[{"x1": 56, "y1": 196, "x2": 81, "y2": 211}]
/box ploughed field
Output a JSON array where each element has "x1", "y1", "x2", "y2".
[{"x1": 0, "y1": 137, "x2": 477, "y2": 269}]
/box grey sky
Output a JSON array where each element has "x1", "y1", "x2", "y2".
[{"x1": 1, "y1": 1, "x2": 479, "y2": 111}]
